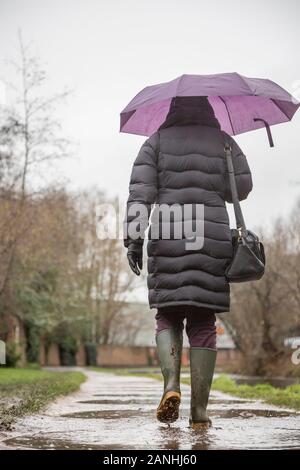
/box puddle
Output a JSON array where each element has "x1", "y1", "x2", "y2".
[
  {"x1": 61, "y1": 409, "x2": 150, "y2": 419},
  {"x1": 209, "y1": 409, "x2": 295, "y2": 419},
  {"x1": 93, "y1": 390, "x2": 162, "y2": 398},
  {"x1": 78, "y1": 399, "x2": 156, "y2": 405},
  {"x1": 4, "y1": 436, "x2": 132, "y2": 450},
  {"x1": 80, "y1": 398, "x2": 244, "y2": 406},
  {"x1": 62, "y1": 407, "x2": 293, "y2": 420},
  {"x1": 2, "y1": 370, "x2": 300, "y2": 450}
]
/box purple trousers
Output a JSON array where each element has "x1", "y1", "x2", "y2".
[{"x1": 155, "y1": 305, "x2": 217, "y2": 349}]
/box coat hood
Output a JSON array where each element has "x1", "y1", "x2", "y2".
[{"x1": 158, "y1": 96, "x2": 221, "y2": 131}]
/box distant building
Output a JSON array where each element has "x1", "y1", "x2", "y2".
[
  {"x1": 95, "y1": 302, "x2": 239, "y2": 368},
  {"x1": 38, "y1": 301, "x2": 240, "y2": 368},
  {"x1": 122, "y1": 302, "x2": 236, "y2": 350}
]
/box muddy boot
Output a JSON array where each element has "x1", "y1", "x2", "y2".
[
  {"x1": 156, "y1": 328, "x2": 183, "y2": 423},
  {"x1": 189, "y1": 348, "x2": 217, "y2": 430}
]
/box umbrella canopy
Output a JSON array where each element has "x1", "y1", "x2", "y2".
[{"x1": 120, "y1": 73, "x2": 300, "y2": 146}]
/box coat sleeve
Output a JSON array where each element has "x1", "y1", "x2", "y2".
[
  {"x1": 223, "y1": 136, "x2": 253, "y2": 203},
  {"x1": 123, "y1": 132, "x2": 159, "y2": 248}
]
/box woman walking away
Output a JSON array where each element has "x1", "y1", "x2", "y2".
[{"x1": 123, "y1": 96, "x2": 253, "y2": 430}]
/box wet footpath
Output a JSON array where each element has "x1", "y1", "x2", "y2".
[{"x1": 1, "y1": 369, "x2": 300, "y2": 450}]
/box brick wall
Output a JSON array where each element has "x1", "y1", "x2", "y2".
[
  {"x1": 45, "y1": 343, "x2": 60, "y2": 366},
  {"x1": 97, "y1": 344, "x2": 240, "y2": 368},
  {"x1": 76, "y1": 344, "x2": 86, "y2": 366},
  {"x1": 97, "y1": 345, "x2": 155, "y2": 367},
  {"x1": 38, "y1": 341, "x2": 240, "y2": 368},
  {"x1": 216, "y1": 348, "x2": 242, "y2": 367}
]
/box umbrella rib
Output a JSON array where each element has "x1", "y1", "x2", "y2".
[
  {"x1": 219, "y1": 96, "x2": 235, "y2": 135},
  {"x1": 270, "y1": 98, "x2": 291, "y2": 121},
  {"x1": 176, "y1": 74, "x2": 184, "y2": 95}
]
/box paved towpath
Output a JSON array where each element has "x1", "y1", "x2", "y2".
[{"x1": 1, "y1": 369, "x2": 300, "y2": 450}]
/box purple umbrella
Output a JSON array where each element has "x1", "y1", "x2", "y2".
[{"x1": 120, "y1": 73, "x2": 300, "y2": 146}]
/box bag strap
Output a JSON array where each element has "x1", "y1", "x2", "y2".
[{"x1": 224, "y1": 141, "x2": 247, "y2": 237}]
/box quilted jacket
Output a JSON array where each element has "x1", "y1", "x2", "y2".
[{"x1": 124, "y1": 124, "x2": 253, "y2": 313}]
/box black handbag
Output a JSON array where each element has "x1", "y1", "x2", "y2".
[{"x1": 224, "y1": 142, "x2": 266, "y2": 283}]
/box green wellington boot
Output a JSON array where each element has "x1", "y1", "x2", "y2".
[
  {"x1": 189, "y1": 347, "x2": 217, "y2": 430},
  {"x1": 155, "y1": 327, "x2": 183, "y2": 423}
]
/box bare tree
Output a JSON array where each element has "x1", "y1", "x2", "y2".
[
  {"x1": 0, "y1": 33, "x2": 72, "y2": 345},
  {"x1": 74, "y1": 190, "x2": 138, "y2": 345},
  {"x1": 223, "y1": 202, "x2": 300, "y2": 375}
]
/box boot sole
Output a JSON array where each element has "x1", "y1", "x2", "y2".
[{"x1": 156, "y1": 391, "x2": 181, "y2": 423}]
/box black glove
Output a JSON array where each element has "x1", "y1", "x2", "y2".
[{"x1": 127, "y1": 243, "x2": 143, "y2": 276}]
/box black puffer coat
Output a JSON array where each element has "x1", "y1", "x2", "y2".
[{"x1": 124, "y1": 124, "x2": 252, "y2": 313}]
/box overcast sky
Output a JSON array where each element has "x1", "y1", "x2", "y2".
[{"x1": 1, "y1": 0, "x2": 300, "y2": 233}]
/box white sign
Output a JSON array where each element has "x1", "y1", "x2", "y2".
[{"x1": 0, "y1": 340, "x2": 6, "y2": 364}]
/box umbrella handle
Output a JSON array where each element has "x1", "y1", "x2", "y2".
[{"x1": 253, "y1": 118, "x2": 274, "y2": 147}]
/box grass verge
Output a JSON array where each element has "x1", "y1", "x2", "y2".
[
  {"x1": 92, "y1": 367, "x2": 300, "y2": 411},
  {"x1": 209, "y1": 374, "x2": 300, "y2": 410},
  {"x1": 0, "y1": 368, "x2": 86, "y2": 430}
]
